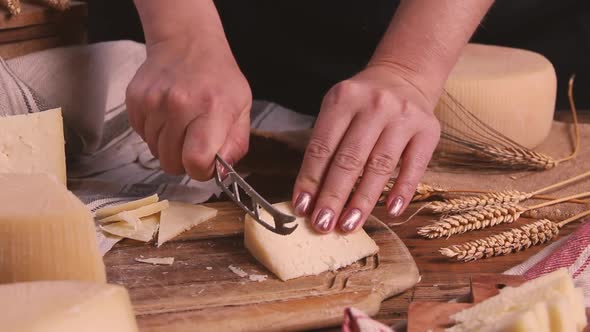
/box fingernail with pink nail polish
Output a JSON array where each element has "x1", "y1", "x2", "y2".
[
  {"x1": 341, "y1": 209, "x2": 362, "y2": 232},
  {"x1": 294, "y1": 192, "x2": 312, "y2": 216},
  {"x1": 388, "y1": 196, "x2": 404, "y2": 217},
  {"x1": 314, "y1": 208, "x2": 334, "y2": 231}
]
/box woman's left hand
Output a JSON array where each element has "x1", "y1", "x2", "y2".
[{"x1": 292, "y1": 65, "x2": 441, "y2": 233}]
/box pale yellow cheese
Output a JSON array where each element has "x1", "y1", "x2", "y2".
[
  {"x1": 0, "y1": 174, "x2": 105, "y2": 283},
  {"x1": 157, "y1": 202, "x2": 218, "y2": 247},
  {"x1": 244, "y1": 201, "x2": 379, "y2": 281},
  {"x1": 0, "y1": 280, "x2": 138, "y2": 332},
  {"x1": 435, "y1": 44, "x2": 556, "y2": 151},
  {"x1": 98, "y1": 200, "x2": 169, "y2": 226},
  {"x1": 547, "y1": 295, "x2": 576, "y2": 332},
  {"x1": 100, "y1": 214, "x2": 160, "y2": 242},
  {"x1": 478, "y1": 308, "x2": 541, "y2": 332},
  {"x1": 135, "y1": 257, "x2": 174, "y2": 265},
  {"x1": 95, "y1": 194, "x2": 159, "y2": 219},
  {"x1": 0, "y1": 108, "x2": 67, "y2": 184}
]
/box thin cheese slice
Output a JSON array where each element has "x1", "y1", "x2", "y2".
[
  {"x1": 100, "y1": 214, "x2": 160, "y2": 242},
  {"x1": 157, "y1": 202, "x2": 218, "y2": 247},
  {"x1": 135, "y1": 257, "x2": 174, "y2": 265},
  {"x1": 95, "y1": 194, "x2": 159, "y2": 219},
  {"x1": 244, "y1": 201, "x2": 379, "y2": 281},
  {"x1": 435, "y1": 44, "x2": 556, "y2": 152},
  {"x1": 0, "y1": 174, "x2": 105, "y2": 283},
  {"x1": 0, "y1": 108, "x2": 67, "y2": 184},
  {"x1": 0, "y1": 280, "x2": 138, "y2": 332},
  {"x1": 451, "y1": 268, "x2": 573, "y2": 323},
  {"x1": 98, "y1": 200, "x2": 169, "y2": 225}
]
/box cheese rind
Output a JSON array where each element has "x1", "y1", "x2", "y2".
[
  {"x1": 435, "y1": 44, "x2": 556, "y2": 151},
  {"x1": 0, "y1": 174, "x2": 105, "y2": 283},
  {"x1": 0, "y1": 281, "x2": 138, "y2": 332},
  {"x1": 157, "y1": 202, "x2": 218, "y2": 247},
  {"x1": 0, "y1": 109, "x2": 67, "y2": 184},
  {"x1": 244, "y1": 202, "x2": 379, "y2": 281},
  {"x1": 95, "y1": 194, "x2": 159, "y2": 219}
]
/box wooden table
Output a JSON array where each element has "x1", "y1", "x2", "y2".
[{"x1": 239, "y1": 111, "x2": 590, "y2": 329}]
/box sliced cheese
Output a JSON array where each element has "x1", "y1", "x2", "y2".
[
  {"x1": 98, "y1": 200, "x2": 169, "y2": 225},
  {"x1": 0, "y1": 280, "x2": 138, "y2": 332},
  {"x1": 95, "y1": 194, "x2": 159, "y2": 219},
  {"x1": 135, "y1": 257, "x2": 174, "y2": 265},
  {"x1": 244, "y1": 201, "x2": 379, "y2": 281},
  {"x1": 572, "y1": 287, "x2": 588, "y2": 331},
  {"x1": 451, "y1": 268, "x2": 573, "y2": 323},
  {"x1": 547, "y1": 295, "x2": 576, "y2": 332},
  {"x1": 435, "y1": 44, "x2": 556, "y2": 151},
  {"x1": 0, "y1": 108, "x2": 67, "y2": 184},
  {"x1": 100, "y1": 214, "x2": 160, "y2": 242},
  {"x1": 0, "y1": 174, "x2": 105, "y2": 283},
  {"x1": 157, "y1": 202, "x2": 218, "y2": 247}
]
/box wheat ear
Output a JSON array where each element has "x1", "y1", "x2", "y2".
[
  {"x1": 0, "y1": 0, "x2": 21, "y2": 15},
  {"x1": 418, "y1": 191, "x2": 590, "y2": 239},
  {"x1": 440, "y1": 208, "x2": 590, "y2": 262}
]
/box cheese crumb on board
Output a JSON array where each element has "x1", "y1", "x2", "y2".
[
  {"x1": 157, "y1": 202, "x2": 218, "y2": 247},
  {"x1": 206, "y1": 267, "x2": 213, "y2": 270},
  {"x1": 98, "y1": 200, "x2": 169, "y2": 225},
  {"x1": 0, "y1": 280, "x2": 138, "y2": 332},
  {"x1": 244, "y1": 201, "x2": 379, "y2": 281},
  {"x1": 447, "y1": 268, "x2": 587, "y2": 332},
  {"x1": 95, "y1": 194, "x2": 159, "y2": 219},
  {"x1": 435, "y1": 44, "x2": 556, "y2": 152},
  {"x1": 248, "y1": 274, "x2": 268, "y2": 282},
  {"x1": 228, "y1": 265, "x2": 248, "y2": 278},
  {"x1": 0, "y1": 174, "x2": 106, "y2": 283},
  {"x1": 0, "y1": 108, "x2": 67, "y2": 184},
  {"x1": 100, "y1": 214, "x2": 160, "y2": 242},
  {"x1": 135, "y1": 257, "x2": 174, "y2": 265}
]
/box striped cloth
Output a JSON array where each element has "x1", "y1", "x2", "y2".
[{"x1": 0, "y1": 40, "x2": 314, "y2": 255}]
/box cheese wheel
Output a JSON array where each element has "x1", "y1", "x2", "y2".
[
  {"x1": 0, "y1": 281, "x2": 138, "y2": 332},
  {"x1": 434, "y1": 44, "x2": 556, "y2": 151}
]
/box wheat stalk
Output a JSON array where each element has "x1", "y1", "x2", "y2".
[
  {"x1": 418, "y1": 204, "x2": 525, "y2": 239},
  {"x1": 440, "y1": 208, "x2": 590, "y2": 262},
  {"x1": 1, "y1": 0, "x2": 21, "y2": 15},
  {"x1": 439, "y1": 219, "x2": 559, "y2": 262},
  {"x1": 476, "y1": 145, "x2": 558, "y2": 170},
  {"x1": 418, "y1": 191, "x2": 590, "y2": 239},
  {"x1": 358, "y1": 177, "x2": 445, "y2": 205}
]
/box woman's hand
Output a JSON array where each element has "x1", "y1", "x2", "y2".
[
  {"x1": 126, "y1": 33, "x2": 252, "y2": 180},
  {"x1": 292, "y1": 66, "x2": 441, "y2": 233}
]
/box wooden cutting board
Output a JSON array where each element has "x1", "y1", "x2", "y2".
[{"x1": 104, "y1": 201, "x2": 420, "y2": 332}]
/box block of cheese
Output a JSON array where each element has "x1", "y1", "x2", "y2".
[
  {"x1": 477, "y1": 306, "x2": 543, "y2": 332},
  {"x1": 0, "y1": 174, "x2": 106, "y2": 283},
  {"x1": 434, "y1": 44, "x2": 556, "y2": 151},
  {"x1": 0, "y1": 280, "x2": 138, "y2": 332},
  {"x1": 95, "y1": 194, "x2": 159, "y2": 219},
  {"x1": 244, "y1": 201, "x2": 379, "y2": 281},
  {"x1": 157, "y1": 202, "x2": 218, "y2": 247},
  {"x1": 451, "y1": 268, "x2": 573, "y2": 323},
  {"x1": 100, "y1": 214, "x2": 160, "y2": 242},
  {"x1": 0, "y1": 108, "x2": 67, "y2": 184}
]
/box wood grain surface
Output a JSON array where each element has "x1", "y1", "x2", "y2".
[{"x1": 104, "y1": 203, "x2": 420, "y2": 331}]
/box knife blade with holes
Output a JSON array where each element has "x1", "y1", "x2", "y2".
[{"x1": 214, "y1": 154, "x2": 298, "y2": 235}]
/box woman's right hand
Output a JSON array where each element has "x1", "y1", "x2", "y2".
[{"x1": 126, "y1": 32, "x2": 252, "y2": 180}]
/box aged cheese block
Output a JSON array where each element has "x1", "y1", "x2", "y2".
[
  {"x1": 0, "y1": 109, "x2": 67, "y2": 184},
  {"x1": 435, "y1": 44, "x2": 556, "y2": 151},
  {"x1": 100, "y1": 214, "x2": 160, "y2": 242},
  {"x1": 0, "y1": 280, "x2": 138, "y2": 332},
  {"x1": 0, "y1": 174, "x2": 106, "y2": 283},
  {"x1": 157, "y1": 202, "x2": 218, "y2": 247},
  {"x1": 244, "y1": 202, "x2": 379, "y2": 281},
  {"x1": 95, "y1": 194, "x2": 159, "y2": 219}
]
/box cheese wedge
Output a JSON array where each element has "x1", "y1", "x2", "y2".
[
  {"x1": 157, "y1": 202, "x2": 218, "y2": 247},
  {"x1": 435, "y1": 44, "x2": 556, "y2": 152},
  {"x1": 0, "y1": 174, "x2": 105, "y2": 283},
  {"x1": 95, "y1": 194, "x2": 159, "y2": 219},
  {"x1": 100, "y1": 214, "x2": 160, "y2": 242},
  {"x1": 0, "y1": 108, "x2": 67, "y2": 184},
  {"x1": 244, "y1": 201, "x2": 379, "y2": 281},
  {"x1": 0, "y1": 281, "x2": 138, "y2": 332},
  {"x1": 98, "y1": 200, "x2": 169, "y2": 225}
]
